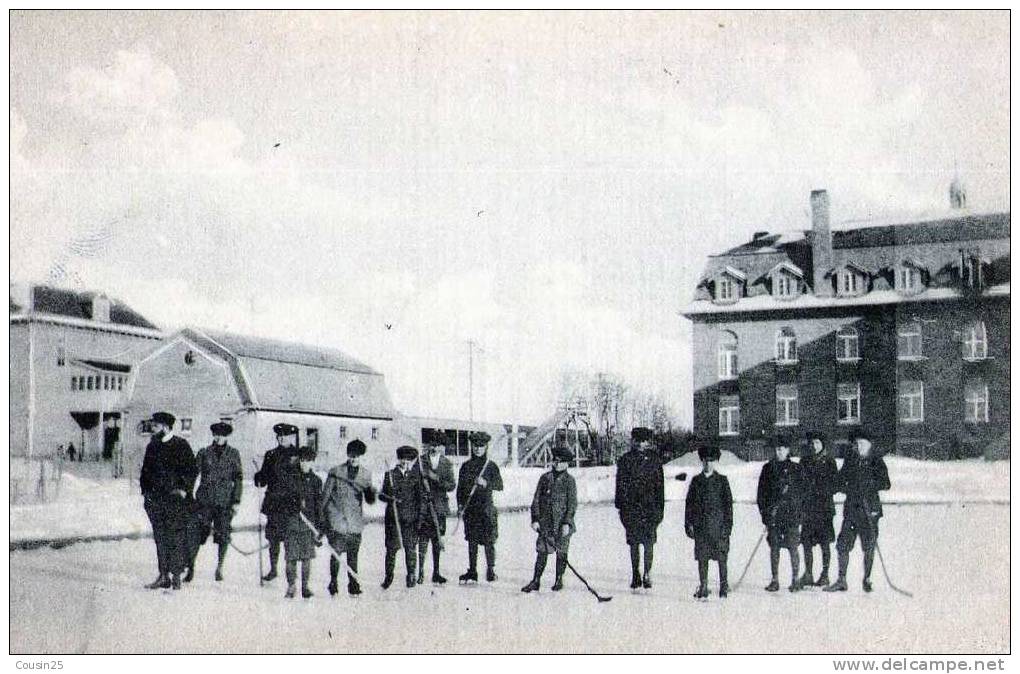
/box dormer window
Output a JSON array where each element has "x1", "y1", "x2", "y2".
[
  {"x1": 895, "y1": 259, "x2": 926, "y2": 295},
  {"x1": 833, "y1": 262, "x2": 869, "y2": 297},
  {"x1": 768, "y1": 262, "x2": 804, "y2": 300},
  {"x1": 713, "y1": 266, "x2": 746, "y2": 304},
  {"x1": 958, "y1": 251, "x2": 989, "y2": 290}
]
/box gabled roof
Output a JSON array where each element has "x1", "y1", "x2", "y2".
[
  {"x1": 899, "y1": 257, "x2": 927, "y2": 271},
  {"x1": 766, "y1": 261, "x2": 804, "y2": 278},
  {"x1": 179, "y1": 328, "x2": 396, "y2": 420},
  {"x1": 718, "y1": 266, "x2": 747, "y2": 281},
  {"x1": 11, "y1": 285, "x2": 159, "y2": 330},
  {"x1": 826, "y1": 261, "x2": 871, "y2": 277}
]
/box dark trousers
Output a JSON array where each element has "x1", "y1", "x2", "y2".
[
  {"x1": 629, "y1": 542, "x2": 654, "y2": 578},
  {"x1": 327, "y1": 532, "x2": 362, "y2": 584},
  {"x1": 145, "y1": 496, "x2": 189, "y2": 576},
  {"x1": 697, "y1": 554, "x2": 728, "y2": 589},
  {"x1": 532, "y1": 551, "x2": 567, "y2": 582},
  {"x1": 836, "y1": 514, "x2": 879, "y2": 581},
  {"x1": 385, "y1": 524, "x2": 418, "y2": 579},
  {"x1": 467, "y1": 542, "x2": 496, "y2": 571}
]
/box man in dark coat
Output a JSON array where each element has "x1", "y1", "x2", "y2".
[
  {"x1": 799, "y1": 433, "x2": 838, "y2": 587},
  {"x1": 825, "y1": 432, "x2": 891, "y2": 593},
  {"x1": 757, "y1": 434, "x2": 805, "y2": 592},
  {"x1": 685, "y1": 442, "x2": 733, "y2": 599},
  {"x1": 456, "y1": 431, "x2": 504, "y2": 583},
  {"x1": 140, "y1": 411, "x2": 198, "y2": 590},
  {"x1": 277, "y1": 445, "x2": 324, "y2": 599},
  {"x1": 416, "y1": 430, "x2": 457, "y2": 585},
  {"x1": 614, "y1": 427, "x2": 665, "y2": 589},
  {"x1": 185, "y1": 421, "x2": 243, "y2": 582},
  {"x1": 321, "y1": 438, "x2": 376, "y2": 596},
  {"x1": 522, "y1": 445, "x2": 577, "y2": 593},
  {"x1": 253, "y1": 423, "x2": 299, "y2": 582},
  {"x1": 380, "y1": 445, "x2": 425, "y2": 589}
]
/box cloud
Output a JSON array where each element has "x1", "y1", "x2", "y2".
[{"x1": 56, "y1": 47, "x2": 179, "y2": 122}]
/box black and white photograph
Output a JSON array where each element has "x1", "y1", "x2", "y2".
[{"x1": 7, "y1": 9, "x2": 1010, "y2": 658}]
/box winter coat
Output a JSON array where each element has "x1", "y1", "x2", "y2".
[
  {"x1": 614, "y1": 449, "x2": 665, "y2": 537},
  {"x1": 756, "y1": 459, "x2": 804, "y2": 529},
  {"x1": 254, "y1": 446, "x2": 294, "y2": 516},
  {"x1": 278, "y1": 468, "x2": 324, "y2": 562},
  {"x1": 381, "y1": 465, "x2": 425, "y2": 545},
  {"x1": 140, "y1": 434, "x2": 198, "y2": 505},
  {"x1": 835, "y1": 452, "x2": 891, "y2": 521},
  {"x1": 321, "y1": 461, "x2": 376, "y2": 535},
  {"x1": 419, "y1": 455, "x2": 456, "y2": 517},
  {"x1": 194, "y1": 443, "x2": 243, "y2": 508},
  {"x1": 684, "y1": 471, "x2": 733, "y2": 561},
  {"x1": 799, "y1": 451, "x2": 838, "y2": 519},
  {"x1": 456, "y1": 455, "x2": 503, "y2": 544},
  {"x1": 531, "y1": 469, "x2": 577, "y2": 541}
]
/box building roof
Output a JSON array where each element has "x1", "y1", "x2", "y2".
[
  {"x1": 10, "y1": 285, "x2": 159, "y2": 330},
  {"x1": 180, "y1": 328, "x2": 396, "y2": 420}
]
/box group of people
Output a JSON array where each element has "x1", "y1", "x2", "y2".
[{"x1": 138, "y1": 411, "x2": 890, "y2": 601}]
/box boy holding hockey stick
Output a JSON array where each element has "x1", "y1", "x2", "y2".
[{"x1": 521, "y1": 445, "x2": 577, "y2": 593}]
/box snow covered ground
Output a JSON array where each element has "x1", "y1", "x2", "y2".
[
  {"x1": 10, "y1": 501, "x2": 1009, "y2": 654},
  {"x1": 10, "y1": 457, "x2": 1009, "y2": 543}
]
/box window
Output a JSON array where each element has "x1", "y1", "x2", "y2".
[
  {"x1": 775, "y1": 274, "x2": 797, "y2": 298},
  {"x1": 775, "y1": 327, "x2": 798, "y2": 363},
  {"x1": 775, "y1": 385, "x2": 799, "y2": 426},
  {"x1": 964, "y1": 381, "x2": 989, "y2": 423},
  {"x1": 836, "y1": 326, "x2": 860, "y2": 360},
  {"x1": 897, "y1": 321, "x2": 923, "y2": 359},
  {"x1": 338, "y1": 426, "x2": 347, "y2": 440},
  {"x1": 718, "y1": 277, "x2": 736, "y2": 301},
  {"x1": 837, "y1": 382, "x2": 861, "y2": 424},
  {"x1": 963, "y1": 321, "x2": 987, "y2": 360},
  {"x1": 57, "y1": 345, "x2": 66, "y2": 367},
  {"x1": 717, "y1": 332, "x2": 738, "y2": 380},
  {"x1": 180, "y1": 418, "x2": 193, "y2": 435},
  {"x1": 86, "y1": 376, "x2": 94, "y2": 390},
  {"x1": 70, "y1": 376, "x2": 77, "y2": 391},
  {"x1": 719, "y1": 396, "x2": 740, "y2": 436},
  {"x1": 78, "y1": 377, "x2": 85, "y2": 391},
  {"x1": 103, "y1": 375, "x2": 109, "y2": 390},
  {"x1": 371, "y1": 427, "x2": 379, "y2": 440},
  {"x1": 898, "y1": 381, "x2": 924, "y2": 423},
  {"x1": 306, "y1": 428, "x2": 319, "y2": 452},
  {"x1": 838, "y1": 270, "x2": 860, "y2": 296},
  {"x1": 117, "y1": 376, "x2": 124, "y2": 391},
  {"x1": 897, "y1": 266, "x2": 921, "y2": 293}
]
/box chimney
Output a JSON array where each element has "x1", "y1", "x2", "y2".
[
  {"x1": 91, "y1": 293, "x2": 111, "y2": 323},
  {"x1": 810, "y1": 189, "x2": 833, "y2": 297}
]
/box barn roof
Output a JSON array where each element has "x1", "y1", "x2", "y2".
[
  {"x1": 180, "y1": 328, "x2": 395, "y2": 420},
  {"x1": 12, "y1": 285, "x2": 159, "y2": 330}
]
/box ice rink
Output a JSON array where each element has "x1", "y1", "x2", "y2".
[{"x1": 10, "y1": 501, "x2": 1008, "y2": 654}]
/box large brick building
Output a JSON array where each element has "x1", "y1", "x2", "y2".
[{"x1": 683, "y1": 189, "x2": 1009, "y2": 460}]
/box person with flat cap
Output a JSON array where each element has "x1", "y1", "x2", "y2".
[
  {"x1": 685, "y1": 441, "x2": 733, "y2": 599},
  {"x1": 615, "y1": 427, "x2": 665, "y2": 589},
  {"x1": 140, "y1": 411, "x2": 198, "y2": 590},
  {"x1": 186, "y1": 421, "x2": 243, "y2": 582},
  {"x1": 320, "y1": 438, "x2": 376, "y2": 596},
  {"x1": 456, "y1": 430, "x2": 504, "y2": 583},
  {"x1": 521, "y1": 444, "x2": 577, "y2": 593},
  {"x1": 416, "y1": 430, "x2": 456, "y2": 585},
  {"x1": 254, "y1": 422, "x2": 299, "y2": 582},
  {"x1": 379, "y1": 445, "x2": 425, "y2": 589}
]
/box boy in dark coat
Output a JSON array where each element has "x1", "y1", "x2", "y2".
[
  {"x1": 253, "y1": 423, "x2": 299, "y2": 582},
  {"x1": 456, "y1": 431, "x2": 504, "y2": 583},
  {"x1": 521, "y1": 445, "x2": 578, "y2": 593},
  {"x1": 756, "y1": 435, "x2": 805, "y2": 592},
  {"x1": 380, "y1": 445, "x2": 425, "y2": 589},
  {"x1": 685, "y1": 443, "x2": 733, "y2": 599},
  {"x1": 320, "y1": 438, "x2": 376, "y2": 596},
  {"x1": 186, "y1": 421, "x2": 243, "y2": 582},
  {"x1": 799, "y1": 433, "x2": 839, "y2": 587},
  {"x1": 140, "y1": 411, "x2": 198, "y2": 590},
  {"x1": 278, "y1": 445, "x2": 324, "y2": 599},
  {"x1": 416, "y1": 431, "x2": 457, "y2": 585},
  {"x1": 614, "y1": 427, "x2": 665, "y2": 589},
  {"x1": 825, "y1": 432, "x2": 891, "y2": 593}
]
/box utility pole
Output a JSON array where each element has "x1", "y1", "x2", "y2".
[{"x1": 467, "y1": 339, "x2": 475, "y2": 421}]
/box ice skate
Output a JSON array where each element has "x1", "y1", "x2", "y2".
[
  {"x1": 301, "y1": 586, "x2": 313, "y2": 599},
  {"x1": 693, "y1": 585, "x2": 709, "y2": 599},
  {"x1": 824, "y1": 578, "x2": 848, "y2": 592},
  {"x1": 521, "y1": 579, "x2": 540, "y2": 593},
  {"x1": 348, "y1": 580, "x2": 362, "y2": 596},
  {"x1": 862, "y1": 579, "x2": 872, "y2": 593},
  {"x1": 459, "y1": 569, "x2": 478, "y2": 584},
  {"x1": 765, "y1": 579, "x2": 780, "y2": 592},
  {"x1": 486, "y1": 568, "x2": 497, "y2": 582},
  {"x1": 432, "y1": 572, "x2": 447, "y2": 585},
  {"x1": 642, "y1": 574, "x2": 652, "y2": 589},
  {"x1": 381, "y1": 574, "x2": 393, "y2": 590},
  {"x1": 145, "y1": 574, "x2": 171, "y2": 590}
]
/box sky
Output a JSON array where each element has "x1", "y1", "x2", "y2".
[{"x1": 9, "y1": 11, "x2": 1010, "y2": 426}]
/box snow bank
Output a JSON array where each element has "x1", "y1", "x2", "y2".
[{"x1": 9, "y1": 458, "x2": 1009, "y2": 544}]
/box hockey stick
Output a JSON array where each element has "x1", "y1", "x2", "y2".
[
  {"x1": 298, "y1": 511, "x2": 364, "y2": 584},
  {"x1": 415, "y1": 455, "x2": 445, "y2": 551},
  {"x1": 251, "y1": 458, "x2": 264, "y2": 586},
  {"x1": 451, "y1": 455, "x2": 494, "y2": 538},
  {"x1": 230, "y1": 539, "x2": 269, "y2": 557},
  {"x1": 874, "y1": 541, "x2": 913, "y2": 598},
  {"x1": 537, "y1": 532, "x2": 612, "y2": 603},
  {"x1": 732, "y1": 529, "x2": 767, "y2": 591},
  {"x1": 384, "y1": 462, "x2": 404, "y2": 552}
]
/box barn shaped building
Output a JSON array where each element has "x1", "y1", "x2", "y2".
[
  {"x1": 683, "y1": 188, "x2": 1009, "y2": 460},
  {"x1": 126, "y1": 328, "x2": 400, "y2": 475}
]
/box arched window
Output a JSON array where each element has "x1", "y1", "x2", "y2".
[
  {"x1": 775, "y1": 327, "x2": 797, "y2": 363},
  {"x1": 897, "y1": 321, "x2": 923, "y2": 359},
  {"x1": 836, "y1": 325, "x2": 860, "y2": 360},
  {"x1": 717, "y1": 331, "x2": 738, "y2": 380},
  {"x1": 963, "y1": 321, "x2": 987, "y2": 360}
]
